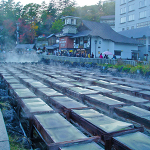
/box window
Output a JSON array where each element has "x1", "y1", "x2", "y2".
[
  {"x1": 148, "y1": 37, "x2": 150, "y2": 44},
  {"x1": 128, "y1": 4, "x2": 134, "y2": 12},
  {"x1": 139, "y1": 0, "x2": 146, "y2": 8},
  {"x1": 139, "y1": 11, "x2": 146, "y2": 18},
  {"x1": 121, "y1": 17, "x2": 126, "y2": 23},
  {"x1": 120, "y1": 0, "x2": 126, "y2": 5},
  {"x1": 114, "y1": 51, "x2": 121, "y2": 56},
  {"x1": 131, "y1": 26, "x2": 134, "y2": 29},
  {"x1": 129, "y1": 14, "x2": 135, "y2": 21},
  {"x1": 71, "y1": 19, "x2": 74, "y2": 25},
  {"x1": 120, "y1": 7, "x2": 126, "y2": 14},
  {"x1": 137, "y1": 21, "x2": 150, "y2": 28},
  {"x1": 136, "y1": 37, "x2": 146, "y2": 44}
]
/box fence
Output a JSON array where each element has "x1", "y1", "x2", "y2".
[
  {"x1": 40, "y1": 55, "x2": 150, "y2": 66},
  {"x1": 0, "y1": 53, "x2": 149, "y2": 66}
]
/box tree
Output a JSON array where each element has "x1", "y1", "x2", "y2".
[
  {"x1": 102, "y1": 1, "x2": 115, "y2": 15},
  {"x1": 21, "y1": 3, "x2": 41, "y2": 24},
  {"x1": 56, "y1": 0, "x2": 76, "y2": 13},
  {"x1": 51, "y1": 19, "x2": 64, "y2": 33},
  {"x1": 61, "y1": 5, "x2": 76, "y2": 17},
  {"x1": 38, "y1": 0, "x2": 57, "y2": 35},
  {"x1": 75, "y1": 5, "x2": 102, "y2": 22}
]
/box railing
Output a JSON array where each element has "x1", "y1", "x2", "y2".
[
  {"x1": 40, "y1": 55, "x2": 150, "y2": 66},
  {"x1": 0, "y1": 53, "x2": 149, "y2": 66}
]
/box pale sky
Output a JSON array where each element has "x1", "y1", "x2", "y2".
[{"x1": 17, "y1": 0, "x2": 103, "y2": 7}]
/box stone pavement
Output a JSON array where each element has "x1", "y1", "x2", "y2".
[{"x1": 0, "y1": 109, "x2": 10, "y2": 150}]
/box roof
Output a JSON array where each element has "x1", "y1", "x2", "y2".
[
  {"x1": 73, "y1": 20, "x2": 139, "y2": 45},
  {"x1": 15, "y1": 44, "x2": 35, "y2": 49},
  {"x1": 100, "y1": 15, "x2": 115, "y2": 20},
  {"x1": 46, "y1": 44, "x2": 59, "y2": 50},
  {"x1": 70, "y1": 30, "x2": 90, "y2": 38},
  {"x1": 47, "y1": 34, "x2": 56, "y2": 39},
  {"x1": 118, "y1": 26, "x2": 150, "y2": 38},
  {"x1": 61, "y1": 16, "x2": 80, "y2": 20}
]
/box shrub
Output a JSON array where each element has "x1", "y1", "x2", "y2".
[{"x1": 122, "y1": 65, "x2": 132, "y2": 73}]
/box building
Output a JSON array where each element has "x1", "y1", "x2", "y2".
[
  {"x1": 115, "y1": 0, "x2": 150, "y2": 32},
  {"x1": 100, "y1": 15, "x2": 115, "y2": 30},
  {"x1": 119, "y1": 26, "x2": 150, "y2": 60},
  {"x1": 15, "y1": 44, "x2": 36, "y2": 54},
  {"x1": 115, "y1": 0, "x2": 150, "y2": 60},
  {"x1": 46, "y1": 34, "x2": 59, "y2": 54},
  {"x1": 59, "y1": 16, "x2": 139, "y2": 59}
]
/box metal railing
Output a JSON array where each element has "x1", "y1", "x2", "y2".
[{"x1": 40, "y1": 55, "x2": 150, "y2": 66}]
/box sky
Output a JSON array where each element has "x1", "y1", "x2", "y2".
[{"x1": 17, "y1": 0, "x2": 103, "y2": 7}]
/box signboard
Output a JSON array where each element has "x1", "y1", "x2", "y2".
[{"x1": 77, "y1": 49, "x2": 85, "y2": 51}]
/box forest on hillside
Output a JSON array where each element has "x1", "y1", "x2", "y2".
[{"x1": 0, "y1": 0, "x2": 115, "y2": 50}]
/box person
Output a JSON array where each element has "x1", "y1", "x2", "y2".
[
  {"x1": 99, "y1": 53, "x2": 103, "y2": 58},
  {"x1": 88, "y1": 53, "x2": 90, "y2": 58},
  {"x1": 104, "y1": 54, "x2": 107, "y2": 59},
  {"x1": 91, "y1": 52, "x2": 94, "y2": 58},
  {"x1": 112, "y1": 54, "x2": 116, "y2": 59},
  {"x1": 82, "y1": 53, "x2": 83, "y2": 57}
]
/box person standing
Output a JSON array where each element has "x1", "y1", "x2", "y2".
[
  {"x1": 91, "y1": 52, "x2": 94, "y2": 58},
  {"x1": 112, "y1": 54, "x2": 116, "y2": 59},
  {"x1": 100, "y1": 53, "x2": 103, "y2": 58}
]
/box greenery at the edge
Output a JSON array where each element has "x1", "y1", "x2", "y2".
[
  {"x1": 62, "y1": 60, "x2": 150, "y2": 75},
  {"x1": 97, "y1": 62, "x2": 150, "y2": 75},
  {"x1": 9, "y1": 135, "x2": 27, "y2": 150}
]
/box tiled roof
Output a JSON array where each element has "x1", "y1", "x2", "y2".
[
  {"x1": 15, "y1": 44, "x2": 35, "y2": 49},
  {"x1": 70, "y1": 30, "x2": 90, "y2": 38},
  {"x1": 81, "y1": 20, "x2": 139, "y2": 44},
  {"x1": 47, "y1": 34, "x2": 55, "y2": 38},
  {"x1": 118, "y1": 26, "x2": 150, "y2": 38},
  {"x1": 100, "y1": 15, "x2": 115, "y2": 20},
  {"x1": 46, "y1": 44, "x2": 59, "y2": 50}
]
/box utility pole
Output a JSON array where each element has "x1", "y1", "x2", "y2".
[
  {"x1": 16, "y1": 22, "x2": 20, "y2": 44},
  {"x1": 95, "y1": 40, "x2": 97, "y2": 58}
]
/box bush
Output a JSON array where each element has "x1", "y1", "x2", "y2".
[{"x1": 122, "y1": 65, "x2": 132, "y2": 73}]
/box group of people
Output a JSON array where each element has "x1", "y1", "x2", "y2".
[
  {"x1": 99, "y1": 53, "x2": 116, "y2": 59},
  {"x1": 77, "y1": 52, "x2": 94, "y2": 58}
]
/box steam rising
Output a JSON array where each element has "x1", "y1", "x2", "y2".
[{"x1": 0, "y1": 52, "x2": 40, "y2": 63}]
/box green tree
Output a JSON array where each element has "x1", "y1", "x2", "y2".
[
  {"x1": 21, "y1": 3, "x2": 40, "y2": 23},
  {"x1": 61, "y1": 5, "x2": 76, "y2": 16},
  {"x1": 51, "y1": 19, "x2": 64, "y2": 33},
  {"x1": 56, "y1": 0, "x2": 76, "y2": 13},
  {"x1": 38, "y1": 0, "x2": 57, "y2": 35},
  {"x1": 102, "y1": 1, "x2": 115, "y2": 15}
]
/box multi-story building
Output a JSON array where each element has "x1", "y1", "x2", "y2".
[
  {"x1": 115, "y1": 0, "x2": 150, "y2": 31},
  {"x1": 115, "y1": 0, "x2": 150, "y2": 60}
]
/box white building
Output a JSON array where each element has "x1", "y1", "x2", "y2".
[
  {"x1": 115, "y1": 0, "x2": 150, "y2": 32},
  {"x1": 59, "y1": 16, "x2": 139, "y2": 59},
  {"x1": 115, "y1": 0, "x2": 150, "y2": 60}
]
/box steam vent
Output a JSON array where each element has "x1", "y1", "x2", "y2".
[{"x1": 0, "y1": 60, "x2": 150, "y2": 150}]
